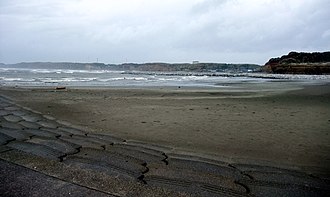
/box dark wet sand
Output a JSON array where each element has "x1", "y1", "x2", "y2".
[{"x1": 1, "y1": 82, "x2": 330, "y2": 174}]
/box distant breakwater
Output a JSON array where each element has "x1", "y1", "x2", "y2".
[{"x1": 122, "y1": 71, "x2": 330, "y2": 80}]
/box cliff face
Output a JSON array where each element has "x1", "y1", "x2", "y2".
[{"x1": 263, "y1": 52, "x2": 330, "y2": 74}]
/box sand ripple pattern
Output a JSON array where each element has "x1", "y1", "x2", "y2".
[{"x1": 0, "y1": 95, "x2": 329, "y2": 196}]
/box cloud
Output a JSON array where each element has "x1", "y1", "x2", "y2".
[{"x1": 0, "y1": 0, "x2": 329, "y2": 64}]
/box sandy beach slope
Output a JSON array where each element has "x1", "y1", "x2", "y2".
[{"x1": 1, "y1": 82, "x2": 329, "y2": 174}]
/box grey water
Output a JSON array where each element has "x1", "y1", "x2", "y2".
[{"x1": 1, "y1": 68, "x2": 330, "y2": 87}]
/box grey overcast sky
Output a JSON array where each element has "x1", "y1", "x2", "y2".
[{"x1": 0, "y1": 0, "x2": 329, "y2": 64}]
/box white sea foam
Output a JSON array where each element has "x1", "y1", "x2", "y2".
[
  {"x1": 1, "y1": 68, "x2": 330, "y2": 87},
  {"x1": 0, "y1": 77, "x2": 23, "y2": 81}
]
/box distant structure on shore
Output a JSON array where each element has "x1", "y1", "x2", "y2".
[{"x1": 262, "y1": 51, "x2": 330, "y2": 74}]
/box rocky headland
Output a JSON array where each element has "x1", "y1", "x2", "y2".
[{"x1": 262, "y1": 51, "x2": 330, "y2": 74}]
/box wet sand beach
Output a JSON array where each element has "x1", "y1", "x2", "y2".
[
  {"x1": 1, "y1": 81, "x2": 330, "y2": 196},
  {"x1": 1, "y1": 82, "x2": 330, "y2": 171}
]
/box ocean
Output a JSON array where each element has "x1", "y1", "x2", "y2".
[{"x1": 1, "y1": 67, "x2": 330, "y2": 87}]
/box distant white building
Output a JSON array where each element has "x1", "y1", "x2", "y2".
[{"x1": 192, "y1": 61, "x2": 199, "y2": 64}]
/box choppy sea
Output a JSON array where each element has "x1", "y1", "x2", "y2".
[{"x1": 1, "y1": 68, "x2": 330, "y2": 87}]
